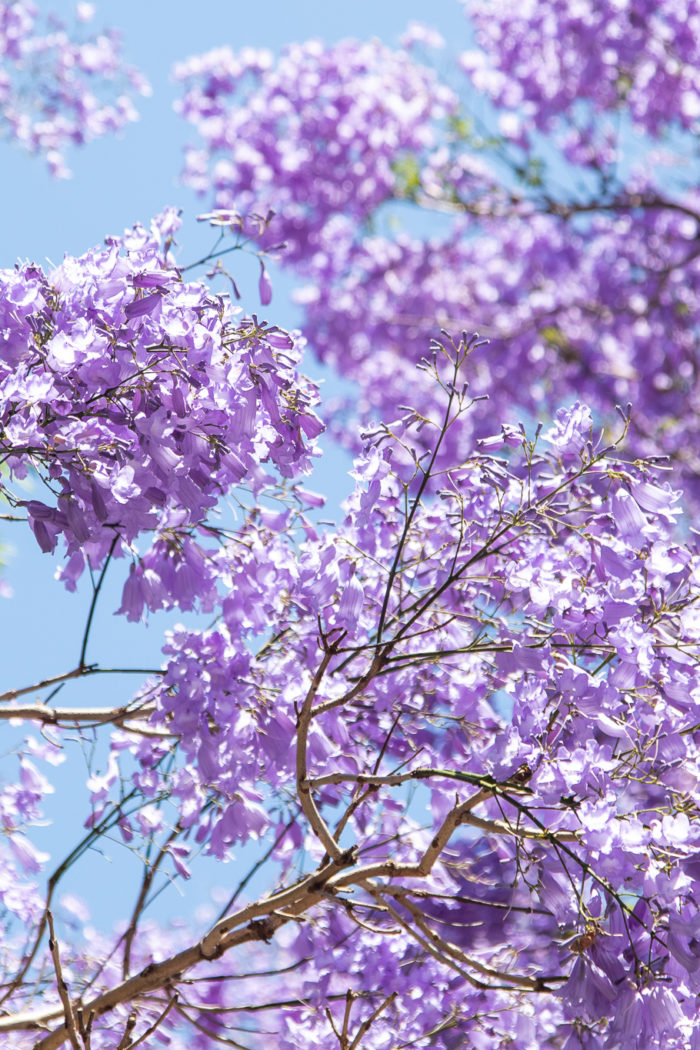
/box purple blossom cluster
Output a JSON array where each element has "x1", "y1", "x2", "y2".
[
  {"x1": 5, "y1": 4, "x2": 700, "y2": 1048},
  {"x1": 0, "y1": 1, "x2": 149, "y2": 177},
  {"x1": 0, "y1": 314, "x2": 698, "y2": 1049},
  {"x1": 3, "y1": 312, "x2": 698, "y2": 1050},
  {"x1": 297, "y1": 204, "x2": 700, "y2": 495},
  {"x1": 461, "y1": 0, "x2": 700, "y2": 157},
  {"x1": 171, "y1": 20, "x2": 700, "y2": 509},
  {"x1": 0, "y1": 744, "x2": 57, "y2": 928},
  {"x1": 174, "y1": 37, "x2": 456, "y2": 263},
  {"x1": 0, "y1": 208, "x2": 322, "y2": 611},
  {"x1": 67, "y1": 355, "x2": 700, "y2": 1048}
]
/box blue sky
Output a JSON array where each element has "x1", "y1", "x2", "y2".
[
  {"x1": 0, "y1": 1, "x2": 473, "y2": 924},
  {"x1": 3, "y1": 0, "x2": 470, "y2": 262}
]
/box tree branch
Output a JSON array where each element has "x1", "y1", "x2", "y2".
[{"x1": 46, "y1": 913, "x2": 80, "y2": 1050}]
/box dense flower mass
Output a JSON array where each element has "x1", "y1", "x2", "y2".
[
  {"x1": 174, "y1": 37, "x2": 457, "y2": 262},
  {"x1": 172, "y1": 14, "x2": 700, "y2": 508},
  {"x1": 15, "y1": 341, "x2": 700, "y2": 1049},
  {"x1": 0, "y1": 0, "x2": 149, "y2": 176},
  {"x1": 3, "y1": 3, "x2": 700, "y2": 1049},
  {"x1": 0, "y1": 208, "x2": 321, "y2": 609},
  {"x1": 461, "y1": 0, "x2": 700, "y2": 151},
  {"x1": 297, "y1": 205, "x2": 700, "y2": 493}
]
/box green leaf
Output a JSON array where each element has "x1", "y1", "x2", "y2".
[{"x1": 391, "y1": 154, "x2": 422, "y2": 197}]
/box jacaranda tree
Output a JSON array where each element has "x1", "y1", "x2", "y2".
[{"x1": 1, "y1": 3, "x2": 700, "y2": 1048}]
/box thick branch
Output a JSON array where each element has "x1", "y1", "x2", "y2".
[
  {"x1": 329, "y1": 787, "x2": 493, "y2": 890},
  {"x1": 23, "y1": 913, "x2": 297, "y2": 1047}
]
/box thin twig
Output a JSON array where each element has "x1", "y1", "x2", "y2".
[
  {"x1": 123, "y1": 826, "x2": 183, "y2": 977},
  {"x1": 46, "y1": 912, "x2": 80, "y2": 1050},
  {"x1": 0, "y1": 666, "x2": 162, "y2": 705},
  {"x1": 79, "y1": 536, "x2": 119, "y2": 669},
  {"x1": 125, "y1": 995, "x2": 178, "y2": 1049},
  {"x1": 348, "y1": 991, "x2": 397, "y2": 1050}
]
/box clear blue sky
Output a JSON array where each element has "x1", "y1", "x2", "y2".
[{"x1": 0, "y1": 0, "x2": 472, "y2": 924}]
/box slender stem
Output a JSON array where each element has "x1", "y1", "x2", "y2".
[
  {"x1": 375, "y1": 341, "x2": 463, "y2": 645},
  {"x1": 122, "y1": 826, "x2": 183, "y2": 978},
  {"x1": 180, "y1": 243, "x2": 243, "y2": 273},
  {"x1": 123, "y1": 994, "x2": 178, "y2": 1049},
  {"x1": 348, "y1": 992, "x2": 397, "y2": 1050},
  {"x1": 0, "y1": 666, "x2": 162, "y2": 705},
  {"x1": 79, "y1": 536, "x2": 119, "y2": 669}
]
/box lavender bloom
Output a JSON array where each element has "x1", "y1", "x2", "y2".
[
  {"x1": 0, "y1": 211, "x2": 322, "y2": 612},
  {"x1": 0, "y1": 0, "x2": 150, "y2": 175}
]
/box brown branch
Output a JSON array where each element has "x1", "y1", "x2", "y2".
[
  {"x1": 212, "y1": 814, "x2": 301, "y2": 926},
  {"x1": 360, "y1": 881, "x2": 488, "y2": 991},
  {"x1": 26, "y1": 898, "x2": 317, "y2": 1048},
  {"x1": 328, "y1": 787, "x2": 494, "y2": 890},
  {"x1": 459, "y1": 811, "x2": 580, "y2": 842},
  {"x1": 0, "y1": 703, "x2": 158, "y2": 731},
  {"x1": 406, "y1": 186, "x2": 700, "y2": 227},
  {"x1": 123, "y1": 826, "x2": 183, "y2": 978},
  {"x1": 199, "y1": 854, "x2": 350, "y2": 958},
  {"x1": 396, "y1": 892, "x2": 550, "y2": 991},
  {"x1": 317, "y1": 765, "x2": 578, "y2": 842},
  {"x1": 1, "y1": 775, "x2": 172, "y2": 1012},
  {"x1": 0, "y1": 668, "x2": 95, "y2": 704},
  {"x1": 348, "y1": 991, "x2": 397, "y2": 1050},
  {"x1": 46, "y1": 913, "x2": 80, "y2": 1050},
  {"x1": 114, "y1": 1013, "x2": 137, "y2": 1050},
  {"x1": 0, "y1": 666, "x2": 161, "y2": 705},
  {"x1": 7, "y1": 782, "x2": 557, "y2": 1047},
  {"x1": 339, "y1": 991, "x2": 354, "y2": 1048},
  {"x1": 124, "y1": 994, "x2": 178, "y2": 1049},
  {"x1": 295, "y1": 646, "x2": 345, "y2": 861},
  {"x1": 74, "y1": 1008, "x2": 93, "y2": 1050}
]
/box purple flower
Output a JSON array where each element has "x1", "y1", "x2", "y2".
[
  {"x1": 258, "y1": 261, "x2": 273, "y2": 305},
  {"x1": 543, "y1": 402, "x2": 593, "y2": 459}
]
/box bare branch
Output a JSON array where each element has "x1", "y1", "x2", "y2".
[
  {"x1": 0, "y1": 703, "x2": 158, "y2": 731},
  {"x1": 46, "y1": 912, "x2": 80, "y2": 1050},
  {"x1": 124, "y1": 995, "x2": 178, "y2": 1049},
  {"x1": 0, "y1": 666, "x2": 162, "y2": 705},
  {"x1": 295, "y1": 644, "x2": 345, "y2": 861}
]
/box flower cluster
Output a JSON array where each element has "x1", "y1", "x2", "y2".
[
  {"x1": 0, "y1": 744, "x2": 58, "y2": 931},
  {"x1": 0, "y1": 209, "x2": 321, "y2": 610},
  {"x1": 171, "y1": 25, "x2": 700, "y2": 508},
  {"x1": 76, "y1": 344, "x2": 700, "y2": 1048},
  {"x1": 297, "y1": 204, "x2": 700, "y2": 499},
  {"x1": 0, "y1": 1, "x2": 150, "y2": 176},
  {"x1": 461, "y1": 0, "x2": 700, "y2": 154},
  {"x1": 174, "y1": 37, "x2": 456, "y2": 263}
]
